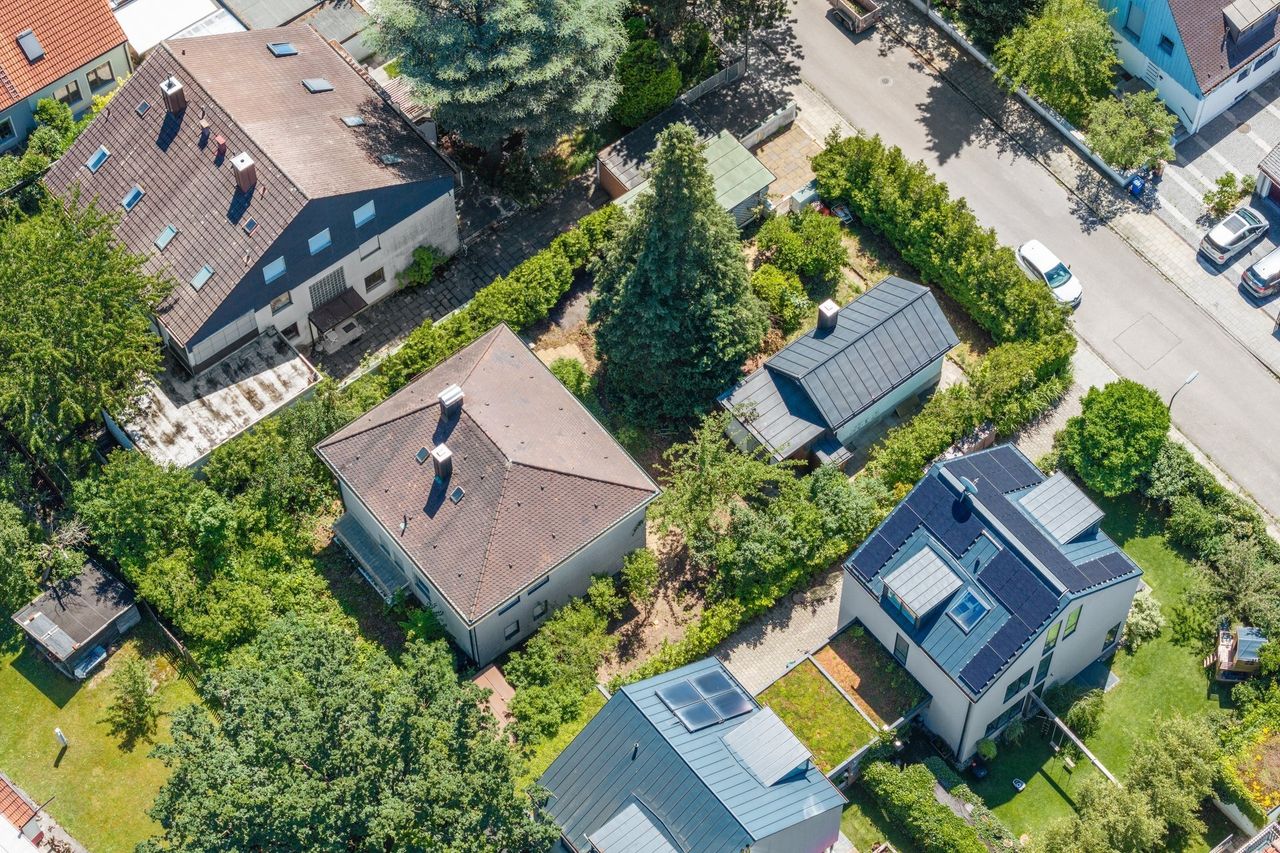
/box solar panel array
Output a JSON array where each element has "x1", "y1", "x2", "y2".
[
  {"x1": 943, "y1": 447, "x2": 1043, "y2": 495},
  {"x1": 960, "y1": 549, "x2": 1060, "y2": 691},
  {"x1": 657, "y1": 670, "x2": 754, "y2": 732}
]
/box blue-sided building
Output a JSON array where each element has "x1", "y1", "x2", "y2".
[
  {"x1": 838, "y1": 445, "x2": 1143, "y2": 763},
  {"x1": 540, "y1": 658, "x2": 847, "y2": 853}
]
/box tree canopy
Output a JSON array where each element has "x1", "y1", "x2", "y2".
[
  {"x1": 1085, "y1": 91, "x2": 1177, "y2": 171},
  {"x1": 0, "y1": 196, "x2": 171, "y2": 468},
  {"x1": 591, "y1": 123, "x2": 766, "y2": 423},
  {"x1": 953, "y1": 0, "x2": 1045, "y2": 50},
  {"x1": 1057, "y1": 379, "x2": 1169, "y2": 497},
  {"x1": 994, "y1": 0, "x2": 1117, "y2": 126},
  {"x1": 143, "y1": 617, "x2": 559, "y2": 853},
  {"x1": 371, "y1": 0, "x2": 626, "y2": 153}
]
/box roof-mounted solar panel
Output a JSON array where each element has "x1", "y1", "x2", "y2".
[
  {"x1": 708, "y1": 689, "x2": 752, "y2": 720},
  {"x1": 656, "y1": 680, "x2": 702, "y2": 710},
  {"x1": 674, "y1": 701, "x2": 720, "y2": 732}
]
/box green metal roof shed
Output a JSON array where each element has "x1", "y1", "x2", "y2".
[{"x1": 617, "y1": 130, "x2": 775, "y2": 228}]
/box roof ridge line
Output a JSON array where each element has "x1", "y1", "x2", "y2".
[
  {"x1": 507, "y1": 459, "x2": 658, "y2": 495},
  {"x1": 471, "y1": 459, "x2": 513, "y2": 618}
]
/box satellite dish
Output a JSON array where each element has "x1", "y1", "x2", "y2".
[{"x1": 960, "y1": 476, "x2": 979, "y2": 496}]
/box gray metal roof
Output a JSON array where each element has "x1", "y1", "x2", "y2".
[
  {"x1": 220, "y1": 0, "x2": 319, "y2": 28},
  {"x1": 1239, "y1": 626, "x2": 1268, "y2": 662},
  {"x1": 883, "y1": 543, "x2": 962, "y2": 619},
  {"x1": 1018, "y1": 472, "x2": 1104, "y2": 545},
  {"x1": 720, "y1": 277, "x2": 957, "y2": 459},
  {"x1": 587, "y1": 802, "x2": 681, "y2": 853},
  {"x1": 541, "y1": 658, "x2": 845, "y2": 852},
  {"x1": 597, "y1": 104, "x2": 715, "y2": 191},
  {"x1": 723, "y1": 707, "x2": 812, "y2": 786}
]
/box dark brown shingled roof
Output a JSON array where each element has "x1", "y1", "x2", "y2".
[
  {"x1": 316, "y1": 325, "x2": 659, "y2": 622},
  {"x1": 1170, "y1": 0, "x2": 1280, "y2": 94},
  {"x1": 43, "y1": 24, "x2": 452, "y2": 346}
]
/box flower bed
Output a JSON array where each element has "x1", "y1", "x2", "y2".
[
  {"x1": 813, "y1": 624, "x2": 927, "y2": 727},
  {"x1": 1225, "y1": 729, "x2": 1280, "y2": 820},
  {"x1": 758, "y1": 659, "x2": 877, "y2": 772}
]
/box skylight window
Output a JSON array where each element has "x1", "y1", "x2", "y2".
[
  {"x1": 302, "y1": 78, "x2": 333, "y2": 94},
  {"x1": 308, "y1": 228, "x2": 331, "y2": 255},
  {"x1": 267, "y1": 42, "x2": 298, "y2": 57},
  {"x1": 379, "y1": 153, "x2": 403, "y2": 165},
  {"x1": 416, "y1": 447, "x2": 430, "y2": 464},
  {"x1": 154, "y1": 224, "x2": 178, "y2": 251},
  {"x1": 121, "y1": 185, "x2": 145, "y2": 212},
  {"x1": 190, "y1": 264, "x2": 214, "y2": 290},
  {"x1": 136, "y1": 101, "x2": 150, "y2": 117},
  {"x1": 342, "y1": 116, "x2": 365, "y2": 127},
  {"x1": 86, "y1": 146, "x2": 110, "y2": 173},
  {"x1": 353, "y1": 200, "x2": 375, "y2": 227},
  {"x1": 263, "y1": 256, "x2": 286, "y2": 284},
  {"x1": 243, "y1": 218, "x2": 258, "y2": 236},
  {"x1": 947, "y1": 589, "x2": 990, "y2": 634},
  {"x1": 16, "y1": 29, "x2": 43, "y2": 63}
]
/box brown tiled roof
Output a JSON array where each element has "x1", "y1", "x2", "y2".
[
  {"x1": 317, "y1": 325, "x2": 659, "y2": 622},
  {"x1": 1170, "y1": 0, "x2": 1280, "y2": 94},
  {"x1": 44, "y1": 24, "x2": 452, "y2": 346},
  {"x1": 0, "y1": 0, "x2": 126, "y2": 111},
  {"x1": 0, "y1": 774, "x2": 37, "y2": 833}
]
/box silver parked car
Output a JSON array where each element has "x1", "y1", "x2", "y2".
[{"x1": 1200, "y1": 206, "x2": 1268, "y2": 265}]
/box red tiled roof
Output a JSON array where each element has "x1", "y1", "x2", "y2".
[
  {"x1": 0, "y1": 0, "x2": 126, "y2": 111},
  {"x1": 0, "y1": 776, "x2": 37, "y2": 833},
  {"x1": 317, "y1": 325, "x2": 660, "y2": 622}
]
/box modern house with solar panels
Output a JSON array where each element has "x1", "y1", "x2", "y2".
[
  {"x1": 315, "y1": 325, "x2": 660, "y2": 666},
  {"x1": 540, "y1": 657, "x2": 847, "y2": 853},
  {"x1": 839, "y1": 445, "x2": 1143, "y2": 763},
  {"x1": 719, "y1": 277, "x2": 959, "y2": 467}
]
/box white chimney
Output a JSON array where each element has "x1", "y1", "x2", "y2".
[
  {"x1": 159, "y1": 76, "x2": 186, "y2": 114},
  {"x1": 438, "y1": 383, "x2": 464, "y2": 417},
  {"x1": 231, "y1": 152, "x2": 256, "y2": 193},
  {"x1": 430, "y1": 444, "x2": 452, "y2": 482},
  {"x1": 817, "y1": 299, "x2": 840, "y2": 330}
]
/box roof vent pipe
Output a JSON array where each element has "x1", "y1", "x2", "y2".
[
  {"x1": 230, "y1": 152, "x2": 256, "y2": 192},
  {"x1": 817, "y1": 299, "x2": 840, "y2": 330},
  {"x1": 159, "y1": 76, "x2": 186, "y2": 114},
  {"x1": 430, "y1": 444, "x2": 453, "y2": 483},
  {"x1": 438, "y1": 383, "x2": 464, "y2": 417}
]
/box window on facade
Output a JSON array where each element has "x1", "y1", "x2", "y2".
[
  {"x1": 279, "y1": 322, "x2": 299, "y2": 339},
  {"x1": 893, "y1": 634, "x2": 909, "y2": 664},
  {"x1": 270, "y1": 292, "x2": 293, "y2": 314},
  {"x1": 1044, "y1": 621, "x2": 1061, "y2": 652},
  {"x1": 1004, "y1": 668, "x2": 1033, "y2": 703},
  {"x1": 504, "y1": 620, "x2": 520, "y2": 640},
  {"x1": 1241, "y1": 67, "x2": 1253, "y2": 83},
  {"x1": 1035, "y1": 652, "x2": 1053, "y2": 685},
  {"x1": 1123, "y1": 2, "x2": 1145, "y2": 38},
  {"x1": 364, "y1": 268, "x2": 386, "y2": 291},
  {"x1": 883, "y1": 586, "x2": 918, "y2": 628},
  {"x1": 308, "y1": 228, "x2": 331, "y2": 255},
  {"x1": 353, "y1": 200, "x2": 376, "y2": 227},
  {"x1": 1063, "y1": 605, "x2": 1082, "y2": 639},
  {"x1": 985, "y1": 702, "x2": 1023, "y2": 736},
  {"x1": 1158, "y1": 35, "x2": 1174, "y2": 55},
  {"x1": 87, "y1": 61, "x2": 113, "y2": 92},
  {"x1": 0, "y1": 118, "x2": 13, "y2": 143},
  {"x1": 263, "y1": 256, "x2": 286, "y2": 284},
  {"x1": 528, "y1": 575, "x2": 550, "y2": 594},
  {"x1": 413, "y1": 576, "x2": 432, "y2": 603},
  {"x1": 1257, "y1": 49, "x2": 1278, "y2": 70},
  {"x1": 533, "y1": 600, "x2": 548, "y2": 620},
  {"x1": 498, "y1": 595, "x2": 521, "y2": 615},
  {"x1": 1104, "y1": 622, "x2": 1122, "y2": 649},
  {"x1": 54, "y1": 80, "x2": 82, "y2": 106}
]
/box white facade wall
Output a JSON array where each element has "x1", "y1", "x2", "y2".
[
  {"x1": 753, "y1": 803, "x2": 844, "y2": 853},
  {"x1": 253, "y1": 190, "x2": 459, "y2": 349},
  {"x1": 839, "y1": 568, "x2": 1141, "y2": 761}
]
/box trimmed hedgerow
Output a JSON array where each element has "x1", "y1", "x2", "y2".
[{"x1": 860, "y1": 761, "x2": 986, "y2": 853}]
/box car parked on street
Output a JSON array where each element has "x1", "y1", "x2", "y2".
[
  {"x1": 1016, "y1": 239, "x2": 1082, "y2": 308},
  {"x1": 1242, "y1": 245, "x2": 1280, "y2": 300},
  {"x1": 1200, "y1": 206, "x2": 1269, "y2": 265}
]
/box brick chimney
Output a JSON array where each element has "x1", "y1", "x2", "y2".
[
  {"x1": 159, "y1": 76, "x2": 186, "y2": 114},
  {"x1": 230, "y1": 152, "x2": 256, "y2": 193}
]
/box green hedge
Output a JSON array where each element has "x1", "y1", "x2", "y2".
[
  {"x1": 860, "y1": 761, "x2": 986, "y2": 853},
  {"x1": 922, "y1": 756, "x2": 1020, "y2": 849},
  {"x1": 813, "y1": 132, "x2": 1068, "y2": 343}
]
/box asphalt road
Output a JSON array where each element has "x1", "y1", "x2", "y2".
[{"x1": 789, "y1": 0, "x2": 1280, "y2": 518}]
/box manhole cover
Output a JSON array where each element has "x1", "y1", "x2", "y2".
[
  {"x1": 879, "y1": 76, "x2": 892, "y2": 85},
  {"x1": 1239, "y1": 122, "x2": 1252, "y2": 134}
]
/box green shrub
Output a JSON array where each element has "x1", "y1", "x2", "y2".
[
  {"x1": 621, "y1": 548, "x2": 659, "y2": 607},
  {"x1": 1046, "y1": 683, "x2": 1104, "y2": 740},
  {"x1": 549, "y1": 357, "x2": 594, "y2": 398},
  {"x1": 670, "y1": 21, "x2": 719, "y2": 86},
  {"x1": 750, "y1": 263, "x2": 811, "y2": 334},
  {"x1": 755, "y1": 210, "x2": 848, "y2": 292},
  {"x1": 975, "y1": 737, "x2": 998, "y2": 761},
  {"x1": 813, "y1": 132, "x2": 1067, "y2": 343},
  {"x1": 860, "y1": 761, "x2": 987, "y2": 853},
  {"x1": 1204, "y1": 172, "x2": 1257, "y2": 219},
  {"x1": 397, "y1": 245, "x2": 446, "y2": 288},
  {"x1": 1123, "y1": 587, "x2": 1165, "y2": 650},
  {"x1": 1057, "y1": 379, "x2": 1169, "y2": 497},
  {"x1": 613, "y1": 39, "x2": 681, "y2": 129}
]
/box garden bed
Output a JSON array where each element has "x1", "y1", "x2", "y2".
[
  {"x1": 1228, "y1": 730, "x2": 1280, "y2": 817},
  {"x1": 813, "y1": 624, "x2": 927, "y2": 727},
  {"x1": 758, "y1": 659, "x2": 877, "y2": 772}
]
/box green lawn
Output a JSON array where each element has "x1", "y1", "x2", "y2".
[
  {"x1": 758, "y1": 660, "x2": 877, "y2": 772},
  {"x1": 0, "y1": 623, "x2": 199, "y2": 853}
]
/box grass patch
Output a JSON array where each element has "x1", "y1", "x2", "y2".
[
  {"x1": 517, "y1": 689, "x2": 606, "y2": 790},
  {"x1": 0, "y1": 623, "x2": 199, "y2": 853},
  {"x1": 841, "y1": 781, "x2": 925, "y2": 853},
  {"x1": 758, "y1": 660, "x2": 876, "y2": 772}
]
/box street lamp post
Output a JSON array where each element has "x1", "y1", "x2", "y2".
[{"x1": 1168, "y1": 370, "x2": 1199, "y2": 412}]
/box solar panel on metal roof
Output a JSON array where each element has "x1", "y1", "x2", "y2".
[
  {"x1": 709, "y1": 689, "x2": 753, "y2": 720},
  {"x1": 978, "y1": 491, "x2": 1088, "y2": 590},
  {"x1": 675, "y1": 701, "x2": 721, "y2": 731},
  {"x1": 878, "y1": 507, "x2": 921, "y2": 551},
  {"x1": 850, "y1": 533, "x2": 898, "y2": 581},
  {"x1": 657, "y1": 680, "x2": 702, "y2": 710},
  {"x1": 693, "y1": 669, "x2": 734, "y2": 697}
]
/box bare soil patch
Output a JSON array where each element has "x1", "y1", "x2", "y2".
[{"x1": 813, "y1": 624, "x2": 927, "y2": 727}]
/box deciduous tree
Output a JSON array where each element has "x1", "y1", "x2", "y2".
[
  {"x1": 1085, "y1": 91, "x2": 1177, "y2": 171},
  {"x1": 591, "y1": 123, "x2": 766, "y2": 423},
  {"x1": 953, "y1": 0, "x2": 1045, "y2": 50},
  {"x1": 105, "y1": 655, "x2": 160, "y2": 746},
  {"x1": 1056, "y1": 380, "x2": 1169, "y2": 497},
  {"x1": 1127, "y1": 715, "x2": 1221, "y2": 843},
  {"x1": 0, "y1": 502, "x2": 37, "y2": 621}
]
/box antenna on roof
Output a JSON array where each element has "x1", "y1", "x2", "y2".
[
  {"x1": 399, "y1": 514, "x2": 408, "y2": 535},
  {"x1": 960, "y1": 477, "x2": 979, "y2": 496}
]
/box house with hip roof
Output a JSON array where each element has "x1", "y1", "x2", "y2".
[
  {"x1": 0, "y1": 0, "x2": 130, "y2": 154},
  {"x1": 840, "y1": 445, "x2": 1143, "y2": 763},
  {"x1": 719, "y1": 276, "x2": 958, "y2": 468},
  {"x1": 44, "y1": 24, "x2": 459, "y2": 468},
  {"x1": 1103, "y1": 0, "x2": 1280, "y2": 135},
  {"x1": 540, "y1": 657, "x2": 847, "y2": 853},
  {"x1": 315, "y1": 324, "x2": 660, "y2": 665}
]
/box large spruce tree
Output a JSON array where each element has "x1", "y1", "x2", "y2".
[
  {"x1": 590, "y1": 122, "x2": 766, "y2": 424},
  {"x1": 372, "y1": 0, "x2": 625, "y2": 154}
]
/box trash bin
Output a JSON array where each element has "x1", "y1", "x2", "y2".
[{"x1": 1128, "y1": 175, "x2": 1146, "y2": 198}]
